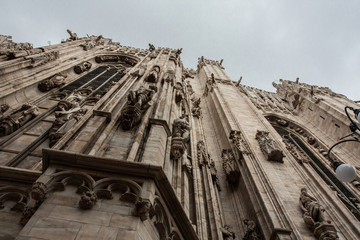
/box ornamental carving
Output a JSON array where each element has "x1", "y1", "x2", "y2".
[
  {"x1": 0, "y1": 34, "x2": 33, "y2": 56},
  {"x1": 191, "y1": 97, "x2": 201, "y2": 118},
  {"x1": 145, "y1": 65, "x2": 160, "y2": 83},
  {"x1": 255, "y1": 130, "x2": 284, "y2": 163},
  {"x1": 283, "y1": 139, "x2": 309, "y2": 164},
  {"x1": 28, "y1": 51, "x2": 59, "y2": 68},
  {"x1": 299, "y1": 188, "x2": 339, "y2": 240},
  {"x1": 78, "y1": 191, "x2": 97, "y2": 209},
  {"x1": 0, "y1": 104, "x2": 9, "y2": 115},
  {"x1": 49, "y1": 88, "x2": 91, "y2": 146},
  {"x1": 38, "y1": 73, "x2": 67, "y2": 92},
  {"x1": 80, "y1": 35, "x2": 104, "y2": 51},
  {"x1": 120, "y1": 85, "x2": 157, "y2": 130},
  {"x1": 0, "y1": 103, "x2": 39, "y2": 136},
  {"x1": 220, "y1": 225, "x2": 235, "y2": 240},
  {"x1": 230, "y1": 130, "x2": 251, "y2": 156},
  {"x1": 148, "y1": 43, "x2": 155, "y2": 52},
  {"x1": 171, "y1": 114, "x2": 190, "y2": 159},
  {"x1": 74, "y1": 61, "x2": 92, "y2": 74},
  {"x1": 222, "y1": 149, "x2": 240, "y2": 184}
]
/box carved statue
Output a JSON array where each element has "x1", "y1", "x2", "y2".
[
  {"x1": 191, "y1": 97, "x2": 201, "y2": 118},
  {"x1": 74, "y1": 61, "x2": 92, "y2": 74},
  {"x1": 222, "y1": 149, "x2": 240, "y2": 184},
  {"x1": 299, "y1": 188, "x2": 339, "y2": 240},
  {"x1": 80, "y1": 35, "x2": 104, "y2": 51},
  {"x1": 0, "y1": 103, "x2": 39, "y2": 136},
  {"x1": 148, "y1": 43, "x2": 155, "y2": 52},
  {"x1": 255, "y1": 130, "x2": 284, "y2": 163},
  {"x1": 0, "y1": 104, "x2": 9, "y2": 116},
  {"x1": 174, "y1": 82, "x2": 185, "y2": 104},
  {"x1": 38, "y1": 73, "x2": 67, "y2": 92},
  {"x1": 79, "y1": 191, "x2": 97, "y2": 209},
  {"x1": 210, "y1": 159, "x2": 221, "y2": 191},
  {"x1": 163, "y1": 69, "x2": 175, "y2": 84},
  {"x1": 131, "y1": 64, "x2": 147, "y2": 78},
  {"x1": 49, "y1": 89, "x2": 90, "y2": 146},
  {"x1": 145, "y1": 65, "x2": 160, "y2": 83},
  {"x1": 197, "y1": 141, "x2": 208, "y2": 166},
  {"x1": 171, "y1": 114, "x2": 190, "y2": 159},
  {"x1": 230, "y1": 130, "x2": 251, "y2": 156},
  {"x1": 133, "y1": 197, "x2": 153, "y2": 221},
  {"x1": 120, "y1": 85, "x2": 157, "y2": 130},
  {"x1": 67, "y1": 29, "x2": 78, "y2": 41},
  {"x1": 242, "y1": 219, "x2": 260, "y2": 240},
  {"x1": 221, "y1": 225, "x2": 235, "y2": 240}
]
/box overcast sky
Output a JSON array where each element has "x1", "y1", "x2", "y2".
[{"x1": 1, "y1": 0, "x2": 359, "y2": 100}]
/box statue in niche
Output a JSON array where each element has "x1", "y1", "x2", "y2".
[
  {"x1": 209, "y1": 159, "x2": 221, "y2": 191},
  {"x1": 48, "y1": 88, "x2": 91, "y2": 146},
  {"x1": 191, "y1": 97, "x2": 201, "y2": 118},
  {"x1": 28, "y1": 51, "x2": 59, "y2": 68},
  {"x1": 174, "y1": 82, "x2": 185, "y2": 104},
  {"x1": 242, "y1": 219, "x2": 260, "y2": 240},
  {"x1": 120, "y1": 85, "x2": 157, "y2": 130},
  {"x1": 255, "y1": 130, "x2": 284, "y2": 163},
  {"x1": 171, "y1": 114, "x2": 190, "y2": 159},
  {"x1": 222, "y1": 149, "x2": 240, "y2": 184},
  {"x1": 299, "y1": 188, "x2": 339, "y2": 240},
  {"x1": 0, "y1": 103, "x2": 39, "y2": 136},
  {"x1": 131, "y1": 64, "x2": 147, "y2": 78},
  {"x1": 38, "y1": 73, "x2": 67, "y2": 92},
  {"x1": 145, "y1": 65, "x2": 160, "y2": 83},
  {"x1": 221, "y1": 225, "x2": 235, "y2": 240},
  {"x1": 66, "y1": 29, "x2": 78, "y2": 41},
  {"x1": 74, "y1": 61, "x2": 92, "y2": 74}
]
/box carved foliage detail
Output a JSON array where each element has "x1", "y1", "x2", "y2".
[{"x1": 255, "y1": 130, "x2": 284, "y2": 163}]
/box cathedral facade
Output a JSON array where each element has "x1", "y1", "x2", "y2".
[{"x1": 0, "y1": 31, "x2": 359, "y2": 240}]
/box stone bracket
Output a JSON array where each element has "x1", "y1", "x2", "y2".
[{"x1": 93, "y1": 110, "x2": 111, "y2": 122}]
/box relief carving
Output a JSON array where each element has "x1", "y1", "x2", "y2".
[
  {"x1": 38, "y1": 73, "x2": 67, "y2": 92},
  {"x1": 230, "y1": 130, "x2": 251, "y2": 156},
  {"x1": 145, "y1": 65, "x2": 160, "y2": 83},
  {"x1": 74, "y1": 61, "x2": 92, "y2": 74},
  {"x1": 80, "y1": 35, "x2": 103, "y2": 51},
  {"x1": 171, "y1": 114, "x2": 190, "y2": 159},
  {"x1": 255, "y1": 130, "x2": 284, "y2": 163},
  {"x1": 299, "y1": 188, "x2": 339, "y2": 240},
  {"x1": 0, "y1": 103, "x2": 39, "y2": 136},
  {"x1": 222, "y1": 149, "x2": 240, "y2": 184},
  {"x1": 120, "y1": 85, "x2": 157, "y2": 130}
]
